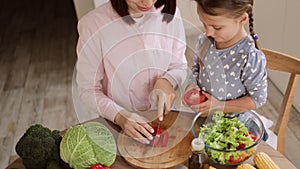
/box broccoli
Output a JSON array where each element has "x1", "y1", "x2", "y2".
[{"x1": 15, "y1": 124, "x2": 63, "y2": 169}]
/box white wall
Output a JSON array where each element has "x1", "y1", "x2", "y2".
[
  {"x1": 93, "y1": 0, "x2": 108, "y2": 8},
  {"x1": 254, "y1": 0, "x2": 300, "y2": 112},
  {"x1": 73, "y1": 0, "x2": 108, "y2": 19},
  {"x1": 73, "y1": 0, "x2": 94, "y2": 19}
]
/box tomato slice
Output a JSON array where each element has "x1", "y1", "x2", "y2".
[
  {"x1": 151, "y1": 126, "x2": 162, "y2": 136},
  {"x1": 228, "y1": 156, "x2": 240, "y2": 164},
  {"x1": 236, "y1": 143, "x2": 246, "y2": 150},
  {"x1": 151, "y1": 135, "x2": 161, "y2": 147},
  {"x1": 161, "y1": 131, "x2": 169, "y2": 147}
]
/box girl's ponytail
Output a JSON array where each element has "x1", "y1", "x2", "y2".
[{"x1": 248, "y1": 6, "x2": 262, "y2": 50}]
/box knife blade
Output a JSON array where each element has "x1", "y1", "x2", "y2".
[
  {"x1": 156, "y1": 104, "x2": 166, "y2": 134},
  {"x1": 154, "y1": 104, "x2": 165, "y2": 137}
]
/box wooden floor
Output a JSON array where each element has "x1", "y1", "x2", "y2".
[{"x1": 0, "y1": 0, "x2": 299, "y2": 168}]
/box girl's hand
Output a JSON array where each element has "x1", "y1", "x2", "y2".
[
  {"x1": 182, "y1": 84, "x2": 200, "y2": 107},
  {"x1": 114, "y1": 110, "x2": 154, "y2": 144},
  {"x1": 182, "y1": 84, "x2": 206, "y2": 107},
  {"x1": 190, "y1": 92, "x2": 224, "y2": 115}
]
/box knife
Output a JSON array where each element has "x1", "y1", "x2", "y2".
[
  {"x1": 154, "y1": 104, "x2": 165, "y2": 136},
  {"x1": 150, "y1": 105, "x2": 164, "y2": 147}
]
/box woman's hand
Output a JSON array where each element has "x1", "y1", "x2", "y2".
[
  {"x1": 114, "y1": 110, "x2": 154, "y2": 144},
  {"x1": 150, "y1": 78, "x2": 176, "y2": 121}
]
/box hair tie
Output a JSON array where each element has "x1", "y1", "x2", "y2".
[{"x1": 253, "y1": 34, "x2": 259, "y2": 40}]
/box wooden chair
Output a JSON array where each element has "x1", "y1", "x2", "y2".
[{"x1": 262, "y1": 48, "x2": 300, "y2": 154}]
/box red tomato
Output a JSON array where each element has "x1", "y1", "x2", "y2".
[
  {"x1": 161, "y1": 131, "x2": 169, "y2": 147},
  {"x1": 245, "y1": 131, "x2": 257, "y2": 142},
  {"x1": 238, "y1": 153, "x2": 246, "y2": 161},
  {"x1": 251, "y1": 135, "x2": 257, "y2": 142},
  {"x1": 228, "y1": 153, "x2": 246, "y2": 164},
  {"x1": 151, "y1": 126, "x2": 162, "y2": 136},
  {"x1": 228, "y1": 156, "x2": 240, "y2": 164},
  {"x1": 151, "y1": 135, "x2": 160, "y2": 147},
  {"x1": 236, "y1": 143, "x2": 246, "y2": 150},
  {"x1": 150, "y1": 125, "x2": 162, "y2": 147},
  {"x1": 90, "y1": 164, "x2": 112, "y2": 169},
  {"x1": 183, "y1": 89, "x2": 206, "y2": 106}
]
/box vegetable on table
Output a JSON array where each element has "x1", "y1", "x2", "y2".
[
  {"x1": 90, "y1": 164, "x2": 112, "y2": 169},
  {"x1": 254, "y1": 152, "x2": 280, "y2": 169},
  {"x1": 15, "y1": 124, "x2": 63, "y2": 169},
  {"x1": 60, "y1": 122, "x2": 117, "y2": 169}
]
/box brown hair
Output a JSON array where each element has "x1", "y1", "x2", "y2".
[
  {"x1": 194, "y1": 0, "x2": 261, "y2": 49},
  {"x1": 110, "y1": 0, "x2": 176, "y2": 25}
]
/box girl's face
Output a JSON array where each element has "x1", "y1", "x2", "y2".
[
  {"x1": 197, "y1": 5, "x2": 248, "y2": 49},
  {"x1": 126, "y1": 0, "x2": 158, "y2": 16}
]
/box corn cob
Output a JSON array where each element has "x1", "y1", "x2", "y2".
[
  {"x1": 254, "y1": 152, "x2": 280, "y2": 169},
  {"x1": 237, "y1": 163, "x2": 256, "y2": 169}
]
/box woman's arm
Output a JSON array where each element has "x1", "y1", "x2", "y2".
[{"x1": 76, "y1": 16, "x2": 123, "y2": 123}]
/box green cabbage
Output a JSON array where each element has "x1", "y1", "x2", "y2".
[{"x1": 60, "y1": 122, "x2": 116, "y2": 169}]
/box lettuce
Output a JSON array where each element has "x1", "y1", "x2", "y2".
[
  {"x1": 60, "y1": 122, "x2": 116, "y2": 169},
  {"x1": 199, "y1": 111, "x2": 255, "y2": 164}
]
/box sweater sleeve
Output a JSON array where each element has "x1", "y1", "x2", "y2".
[{"x1": 242, "y1": 50, "x2": 268, "y2": 108}]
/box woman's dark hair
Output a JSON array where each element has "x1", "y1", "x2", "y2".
[
  {"x1": 194, "y1": 0, "x2": 261, "y2": 50},
  {"x1": 110, "y1": 0, "x2": 176, "y2": 25}
]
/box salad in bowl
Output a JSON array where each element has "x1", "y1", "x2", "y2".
[{"x1": 192, "y1": 109, "x2": 264, "y2": 166}]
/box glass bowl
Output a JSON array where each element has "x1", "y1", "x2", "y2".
[{"x1": 191, "y1": 108, "x2": 265, "y2": 166}]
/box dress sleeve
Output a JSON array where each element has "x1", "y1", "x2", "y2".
[
  {"x1": 242, "y1": 50, "x2": 268, "y2": 108},
  {"x1": 76, "y1": 16, "x2": 123, "y2": 122}
]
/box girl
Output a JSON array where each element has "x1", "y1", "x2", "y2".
[{"x1": 184, "y1": 0, "x2": 268, "y2": 115}]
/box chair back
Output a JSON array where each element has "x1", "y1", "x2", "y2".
[{"x1": 262, "y1": 48, "x2": 300, "y2": 154}]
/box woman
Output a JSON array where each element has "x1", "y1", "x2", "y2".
[{"x1": 76, "y1": 0, "x2": 187, "y2": 144}]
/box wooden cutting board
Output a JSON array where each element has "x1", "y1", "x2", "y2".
[{"x1": 117, "y1": 111, "x2": 194, "y2": 169}]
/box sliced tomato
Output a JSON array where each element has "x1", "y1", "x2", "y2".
[
  {"x1": 251, "y1": 135, "x2": 257, "y2": 142},
  {"x1": 236, "y1": 143, "x2": 246, "y2": 150},
  {"x1": 161, "y1": 131, "x2": 169, "y2": 147},
  {"x1": 244, "y1": 131, "x2": 257, "y2": 142},
  {"x1": 151, "y1": 135, "x2": 160, "y2": 147},
  {"x1": 151, "y1": 126, "x2": 162, "y2": 136},
  {"x1": 228, "y1": 153, "x2": 246, "y2": 164},
  {"x1": 228, "y1": 156, "x2": 240, "y2": 164},
  {"x1": 199, "y1": 93, "x2": 207, "y2": 103},
  {"x1": 238, "y1": 153, "x2": 246, "y2": 161}
]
